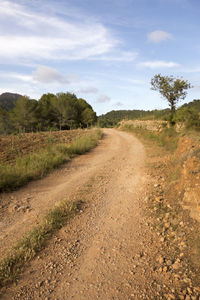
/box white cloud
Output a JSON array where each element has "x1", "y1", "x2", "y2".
[
  {"x1": 139, "y1": 60, "x2": 180, "y2": 69},
  {"x1": 32, "y1": 66, "x2": 71, "y2": 84},
  {"x1": 0, "y1": 72, "x2": 32, "y2": 82},
  {"x1": 148, "y1": 30, "x2": 172, "y2": 43},
  {"x1": 78, "y1": 87, "x2": 98, "y2": 94},
  {"x1": 0, "y1": 1, "x2": 117, "y2": 62},
  {"x1": 96, "y1": 95, "x2": 111, "y2": 103}
]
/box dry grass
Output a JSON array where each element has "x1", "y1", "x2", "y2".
[
  {"x1": 0, "y1": 129, "x2": 103, "y2": 287},
  {"x1": 0, "y1": 129, "x2": 103, "y2": 192},
  {"x1": 0, "y1": 199, "x2": 81, "y2": 286},
  {"x1": 121, "y1": 124, "x2": 179, "y2": 152},
  {"x1": 0, "y1": 129, "x2": 89, "y2": 165}
]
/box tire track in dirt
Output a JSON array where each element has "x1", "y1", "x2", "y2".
[
  {"x1": 1, "y1": 129, "x2": 158, "y2": 299},
  {"x1": 0, "y1": 129, "x2": 122, "y2": 259}
]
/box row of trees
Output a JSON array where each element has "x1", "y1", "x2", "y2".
[{"x1": 0, "y1": 92, "x2": 97, "y2": 134}]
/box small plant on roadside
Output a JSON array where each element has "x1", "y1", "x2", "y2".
[{"x1": 0, "y1": 199, "x2": 82, "y2": 286}]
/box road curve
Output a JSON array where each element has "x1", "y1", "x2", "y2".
[{"x1": 2, "y1": 129, "x2": 152, "y2": 299}]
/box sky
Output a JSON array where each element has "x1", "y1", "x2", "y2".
[{"x1": 1, "y1": 0, "x2": 200, "y2": 115}]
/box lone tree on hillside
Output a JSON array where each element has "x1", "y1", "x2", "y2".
[{"x1": 151, "y1": 74, "x2": 192, "y2": 124}]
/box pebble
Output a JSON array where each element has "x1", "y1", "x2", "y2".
[
  {"x1": 166, "y1": 260, "x2": 172, "y2": 266},
  {"x1": 164, "y1": 222, "x2": 170, "y2": 228},
  {"x1": 157, "y1": 256, "x2": 164, "y2": 264}
]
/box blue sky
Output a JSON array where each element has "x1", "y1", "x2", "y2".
[{"x1": 1, "y1": 0, "x2": 200, "y2": 115}]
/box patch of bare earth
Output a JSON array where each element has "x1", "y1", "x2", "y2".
[
  {"x1": 1, "y1": 129, "x2": 200, "y2": 299},
  {"x1": 0, "y1": 129, "x2": 89, "y2": 165}
]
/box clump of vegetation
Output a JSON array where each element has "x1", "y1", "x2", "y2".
[
  {"x1": 0, "y1": 145, "x2": 70, "y2": 192},
  {"x1": 0, "y1": 129, "x2": 102, "y2": 192},
  {"x1": 121, "y1": 124, "x2": 178, "y2": 151},
  {"x1": 68, "y1": 129, "x2": 103, "y2": 155},
  {"x1": 0, "y1": 199, "x2": 81, "y2": 286},
  {"x1": 175, "y1": 106, "x2": 200, "y2": 130}
]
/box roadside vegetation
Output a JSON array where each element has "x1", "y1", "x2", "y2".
[
  {"x1": 0, "y1": 198, "x2": 81, "y2": 287},
  {"x1": 121, "y1": 119, "x2": 200, "y2": 291},
  {"x1": 0, "y1": 129, "x2": 103, "y2": 192},
  {"x1": 121, "y1": 124, "x2": 179, "y2": 152},
  {"x1": 0, "y1": 130, "x2": 102, "y2": 287}
]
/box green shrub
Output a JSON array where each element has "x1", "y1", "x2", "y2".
[
  {"x1": 158, "y1": 128, "x2": 178, "y2": 151},
  {"x1": 175, "y1": 107, "x2": 200, "y2": 130}
]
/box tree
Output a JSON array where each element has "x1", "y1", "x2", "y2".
[
  {"x1": 37, "y1": 93, "x2": 57, "y2": 130},
  {"x1": 11, "y1": 96, "x2": 38, "y2": 132},
  {"x1": 0, "y1": 108, "x2": 14, "y2": 134},
  {"x1": 77, "y1": 98, "x2": 93, "y2": 127},
  {"x1": 151, "y1": 74, "x2": 191, "y2": 124},
  {"x1": 81, "y1": 108, "x2": 97, "y2": 127}
]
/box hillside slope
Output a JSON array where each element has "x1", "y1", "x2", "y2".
[
  {"x1": 98, "y1": 99, "x2": 200, "y2": 127},
  {"x1": 0, "y1": 93, "x2": 22, "y2": 110}
]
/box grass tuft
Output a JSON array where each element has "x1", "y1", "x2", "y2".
[
  {"x1": 121, "y1": 124, "x2": 178, "y2": 152},
  {"x1": 68, "y1": 129, "x2": 103, "y2": 155},
  {"x1": 0, "y1": 199, "x2": 81, "y2": 287},
  {"x1": 0, "y1": 129, "x2": 103, "y2": 192},
  {"x1": 0, "y1": 129, "x2": 103, "y2": 287}
]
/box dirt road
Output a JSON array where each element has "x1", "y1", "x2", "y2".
[
  {"x1": 1, "y1": 129, "x2": 191, "y2": 299},
  {"x1": 1, "y1": 129, "x2": 143, "y2": 258}
]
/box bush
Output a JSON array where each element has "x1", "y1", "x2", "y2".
[{"x1": 175, "y1": 107, "x2": 200, "y2": 130}]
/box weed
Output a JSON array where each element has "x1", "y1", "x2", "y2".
[
  {"x1": 0, "y1": 129, "x2": 102, "y2": 192},
  {"x1": 0, "y1": 171, "x2": 101, "y2": 287},
  {"x1": 121, "y1": 124, "x2": 179, "y2": 152},
  {"x1": 68, "y1": 129, "x2": 103, "y2": 155},
  {"x1": 0, "y1": 199, "x2": 81, "y2": 287},
  {"x1": 0, "y1": 146, "x2": 70, "y2": 192}
]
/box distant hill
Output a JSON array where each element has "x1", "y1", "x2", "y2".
[
  {"x1": 98, "y1": 108, "x2": 170, "y2": 127},
  {"x1": 0, "y1": 92, "x2": 22, "y2": 110},
  {"x1": 97, "y1": 99, "x2": 200, "y2": 127}
]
